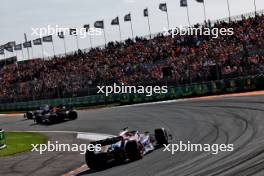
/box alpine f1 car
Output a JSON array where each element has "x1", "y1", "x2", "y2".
[
  {"x1": 85, "y1": 127, "x2": 170, "y2": 170},
  {"x1": 24, "y1": 105, "x2": 78, "y2": 124}
]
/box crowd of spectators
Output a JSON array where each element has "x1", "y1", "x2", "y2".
[{"x1": 0, "y1": 14, "x2": 263, "y2": 102}]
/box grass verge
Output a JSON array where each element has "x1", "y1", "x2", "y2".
[{"x1": 0, "y1": 132, "x2": 47, "y2": 157}]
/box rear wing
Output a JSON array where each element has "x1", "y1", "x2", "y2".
[{"x1": 91, "y1": 136, "x2": 123, "y2": 146}]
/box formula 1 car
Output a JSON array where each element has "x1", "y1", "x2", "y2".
[
  {"x1": 85, "y1": 127, "x2": 170, "y2": 170},
  {"x1": 24, "y1": 105, "x2": 78, "y2": 124},
  {"x1": 24, "y1": 105, "x2": 49, "y2": 120}
]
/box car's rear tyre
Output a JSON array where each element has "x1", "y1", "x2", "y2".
[
  {"x1": 155, "y1": 128, "x2": 168, "y2": 146},
  {"x1": 68, "y1": 111, "x2": 78, "y2": 120},
  {"x1": 85, "y1": 151, "x2": 107, "y2": 170},
  {"x1": 49, "y1": 115, "x2": 60, "y2": 123},
  {"x1": 125, "y1": 140, "x2": 142, "y2": 161},
  {"x1": 35, "y1": 116, "x2": 42, "y2": 124}
]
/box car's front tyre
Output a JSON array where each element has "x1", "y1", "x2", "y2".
[
  {"x1": 155, "y1": 128, "x2": 169, "y2": 146},
  {"x1": 68, "y1": 111, "x2": 78, "y2": 120},
  {"x1": 25, "y1": 112, "x2": 34, "y2": 119}
]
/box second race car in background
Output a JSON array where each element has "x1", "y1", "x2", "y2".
[
  {"x1": 85, "y1": 127, "x2": 171, "y2": 170},
  {"x1": 24, "y1": 105, "x2": 78, "y2": 124}
]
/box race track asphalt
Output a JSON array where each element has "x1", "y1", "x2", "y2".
[{"x1": 0, "y1": 94, "x2": 264, "y2": 176}]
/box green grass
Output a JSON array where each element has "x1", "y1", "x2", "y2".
[{"x1": 0, "y1": 132, "x2": 47, "y2": 157}]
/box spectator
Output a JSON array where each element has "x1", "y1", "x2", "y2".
[{"x1": 0, "y1": 14, "x2": 263, "y2": 103}]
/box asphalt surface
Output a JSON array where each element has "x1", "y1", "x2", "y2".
[{"x1": 1, "y1": 94, "x2": 264, "y2": 176}]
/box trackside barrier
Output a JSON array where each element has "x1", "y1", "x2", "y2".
[
  {"x1": 0, "y1": 129, "x2": 6, "y2": 150},
  {"x1": 0, "y1": 75, "x2": 263, "y2": 111},
  {"x1": 119, "y1": 75, "x2": 263, "y2": 104}
]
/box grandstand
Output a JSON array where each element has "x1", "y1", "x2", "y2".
[{"x1": 0, "y1": 12, "x2": 263, "y2": 103}]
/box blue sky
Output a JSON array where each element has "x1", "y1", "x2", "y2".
[{"x1": 0, "y1": 0, "x2": 263, "y2": 60}]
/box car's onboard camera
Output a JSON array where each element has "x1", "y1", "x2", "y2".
[
  {"x1": 24, "y1": 105, "x2": 78, "y2": 124},
  {"x1": 85, "y1": 127, "x2": 172, "y2": 170}
]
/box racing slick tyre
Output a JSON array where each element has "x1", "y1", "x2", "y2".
[
  {"x1": 68, "y1": 111, "x2": 78, "y2": 120},
  {"x1": 25, "y1": 112, "x2": 33, "y2": 119},
  {"x1": 49, "y1": 115, "x2": 60, "y2": 124},
  {"x1": 35, "y1": 116, "x2": 42, "y2": 124},
  {"x1": 125, "y1": 140, "x2": 143, "y2": 161},
  {"x1": 85, "y1": 151, "x2": 107, "y2": 170},
  {"x1": 155, "y1": 128, "x2": 169, "y2": 146}
]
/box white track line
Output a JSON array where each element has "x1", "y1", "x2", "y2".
[
  {"x1": 106, "y1": 91, "x2": 264, "y2": 109},
  {"x1": 77, "y1": 132, "x2": 115, "y2": 141},
  {"x1": 11, "y1": 130, "x2": 115, "y2": 141}
]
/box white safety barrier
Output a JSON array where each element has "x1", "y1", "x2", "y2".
[{"x1": 0, "y1": 129, "x2": 6, "y2": 149}]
